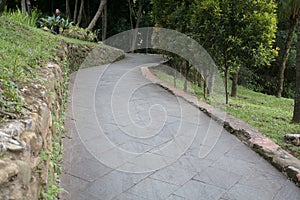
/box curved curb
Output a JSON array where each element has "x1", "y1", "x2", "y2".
[{"x1": 141, "y1": 66, "x2": 300, "y2": 186}]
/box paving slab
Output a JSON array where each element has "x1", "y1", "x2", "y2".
[{"x1": 61, "y1": 54, "x2": 300, "y2": 199}]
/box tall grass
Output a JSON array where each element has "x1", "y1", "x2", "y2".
[
  {"x1": 2, "y1": 8, "x2": 40, "y2": 27},
  {"x1": 0, "y1": 12, "x2": 58, "y2": 118}
]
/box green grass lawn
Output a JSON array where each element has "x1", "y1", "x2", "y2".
[{"x1": 153, "y1": 69, "x2": 300, "y2": 158}]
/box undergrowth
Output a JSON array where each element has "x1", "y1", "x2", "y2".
[
  {"x1": 40, "y1": 60, "x2": 69, "y2": 200},
  {"x1": 0, "y1": 12, "x2": 58, "y2": 118},
  {"x1": 0, "y1": 10, "x2": 97, "y2": 120},
  {"x1": 1, "y1": 8, "x2": 40, "y2": 27},
  {"x1": 0, "y1": 10, "x2": 90, "y2": 199},
  {"x1": 0, "y1": 9, "x2": 120, "y2": 198}
]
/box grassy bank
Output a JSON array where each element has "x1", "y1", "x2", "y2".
[
  {"x1": 153, "y1": 69, "x2": 300, "y2": 159},
  {"x1": 0, "y1": 11, "x2": 100, "y2": 120},
  {"x1": 0, "y1": 11, "x2": 117, "y2": 199}
]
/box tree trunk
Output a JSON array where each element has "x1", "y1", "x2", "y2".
[
  {"x1": 225, "y1": 66, "x2": 229, "y2": 105},
  {"x1": 293, "y1": 22, "x2": 300, "y2": 123},
  {"x1": 197, "y1": 73, "x2": 202, "y2": 87},
  {"x1": 21, "y1": 0, "x2": 26, "y2": 14},
  {"x1": 277, "y1": 18, "x2": 298, "y2": 98},
  {"x1": 207, "y1": 67, "x2": 215, "y2": 97},
  {"x1": 184, "y1": 62, "x2": 190, "y2": 92},
  {"x1": 66, "y1": 0, "x2": 71, "y2": 19},
  {"x1": 0, "y1": 0, "x2": 6, "y2": 14},
  {"x1": 25, "y1": 0, "x2": 31, "y2": 16},
  {"x1": 135, "y1": 1, "x2": 142, "y2": 28},
  {"x1": 131, "y1": 0, "x2": 142, "y2": 52},
  {"x1": 73, "y1": 0, "x2": 79, "y2": 23},
  {"x1": 231, "y1": 70, "x2": 239, "y2": 97},
  {"x1": 86, "y1": 0, "x2": 106, "y2": 32},
  {"x1": 102, "y1": 3, "x2": 107, "y2": 41},
  {"x1": 173, "y1": 70, "x2": 177, "y2": 87},
  {"x1": 82, "y1": 3, "x2": 88, "y2": 27},
  {"x1": 77, "y1": 0, "x2": 84, "y2": 26},
  {"x1": 128, "y1": 0, "x2": 133, "y2": 29},
  {"x1": 203, "y1": 77, "x2": 208, "y2": 99},
  {"x1": 51, "y1": 0, "x2": 54, "y2": 15}
]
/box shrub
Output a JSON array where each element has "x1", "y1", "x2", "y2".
[
  {"x1": 38, "y1": 15, "x2": 73, "y2": 34},
  {"x1": 2, "y1": 8, "x2": 40, "y2": 27},
  {"x1": 61, "y1": 25, "x2": 97, "y2": 42}
]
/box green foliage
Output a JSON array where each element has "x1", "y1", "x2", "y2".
[
  {"x1": 0, "y1": 14, "x2": 58, "y2": 118},
  {"x1": 60, "y1": 18, "x2": 74, "y2": 32},
  {"x1": 2, "y1": 8, "x2": 40, "y2": 27},
  {"x1": 41, "y1": 184, "x2": 63, "y2": 200},
  {"x1": 153, "y1": 69, "x2": 199, "y2": 95},
  {"x1": 39, "y1": 62, "x2": 69, "y2": 199},
  {"x1": 152, "y1": 0, "x2": 193, "y2": 31},
  {"x1": 38, "y1": 15, "x2": 62, "y2": 27},
  {"x1": 152, "y1": 0, "x2": 278, "y2": 70},
  {"x1": 152, "y1": 0, "x2": 278, "y2": 103},
  {"x1": 61, "y1": 25, "x2": 96, "y2": 42},
  {"x1": 277, "y1": 0, "x2": 300, "y2": 20},
  {"x1": 38, "y1": 15, "x2": 74, "y2": 34},
  {"x1": 226, "y1": 86, "x2": 300, "y2": 157},
  {"x1": 192, "y1": 0, "x2": 278, "y2": 69}
]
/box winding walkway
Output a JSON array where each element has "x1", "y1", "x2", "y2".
[{"x1": 61, "y1": 54, "x2": 300, "y2": 200}]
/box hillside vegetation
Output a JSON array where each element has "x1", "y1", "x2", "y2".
[
  {"x1": 0, "y1": 11, "x2": 124, "y2": 199},
  {"x1": 0, "y1": 13, "x2": 59, "y2": 119},
  {"x1": 0, "y1": 11, "x2": 121, "y2": 121}
]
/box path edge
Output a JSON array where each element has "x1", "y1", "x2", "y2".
[{"x1": 141, "y1": 65, "x2": 300, "y2": 186}]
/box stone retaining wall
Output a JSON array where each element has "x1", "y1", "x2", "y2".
[
  {"x1": 0, "y1": 42, "x2": 124, "y2": 199},
  {"x1": 141, "y1": 66, "x2": 300, "y2": 186},
  {"x1": 0, "y1": 63, "x2": 63, "y2": 199}
]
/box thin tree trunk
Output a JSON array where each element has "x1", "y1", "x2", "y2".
[
  {"x1": 225, "y1": 66, "x2": 229, "y2": 105},
  {"x1": 203, "y1": 77, "x2": 207, "y2": 99},
  {"x1": 293, "y1": 21, "x2": 300, "y2": 123},
  {"x1": 82, "y1": 5, "x2": 87, "y2": 26},
  {"x1": 128, "y1": 0, "x2": 133, "y2": 29},
  {"x1": 208, "y1": 67, "x2": 215, "y2": 96},
  {"x1": 102, "y1": 3, "x2": 107, "y2": 41},
  {"x1": 25, "y1": 0, "x2": 31, "y2": 16},
  {"x1": 194, "y1": 69, "x2": 197, "y2": 85},
  {"x1": 135, "y1": 1, "x2": 142, "y2": 28},
  {"x1": 0, "y1": 0, "x2": 6, "y2": 14},
  {"x1": 184, "y1": 62, "x2": 191, "y2": 92},
  {"x1": 51, "y1": 0, "x2": 53, "y2": 14},
  {"x1": 131, "y1": 0, "x2": 142, "y2": 52},
  {"x1": 86, "y1": 0, "x2": 106, "y2": 32},
  {"x1": 231, "y1": 70, "x2": 239, "y2": 97},
  {"x1": 197, "y1": 72, "x2": 202, "y2": 87},
  {"x1": 66, "y1": 0, "x2": 71, "y2": 19},
  {"x1": 77, "y1": 0, "x2": 84, "y2": 26},
  {"x1": 73, "y1": 0, "x2": 79, "y2": 23},
  {"x1": 277, "y1": 18, "x2": 298, "y2": 98},
  {"x1": 173, "y1": 70, "x2": 177, "y2": 87},
  {"x1": 85, "y1": 0, "x2": 90, "y2": 26},
  {"x1": 21, "y1": 0, "x2": 26, "y2": 14}
]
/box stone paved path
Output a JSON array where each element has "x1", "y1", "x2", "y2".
[{"x1": 61, "y1": 54, "x2": 300, "y2": 200}]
